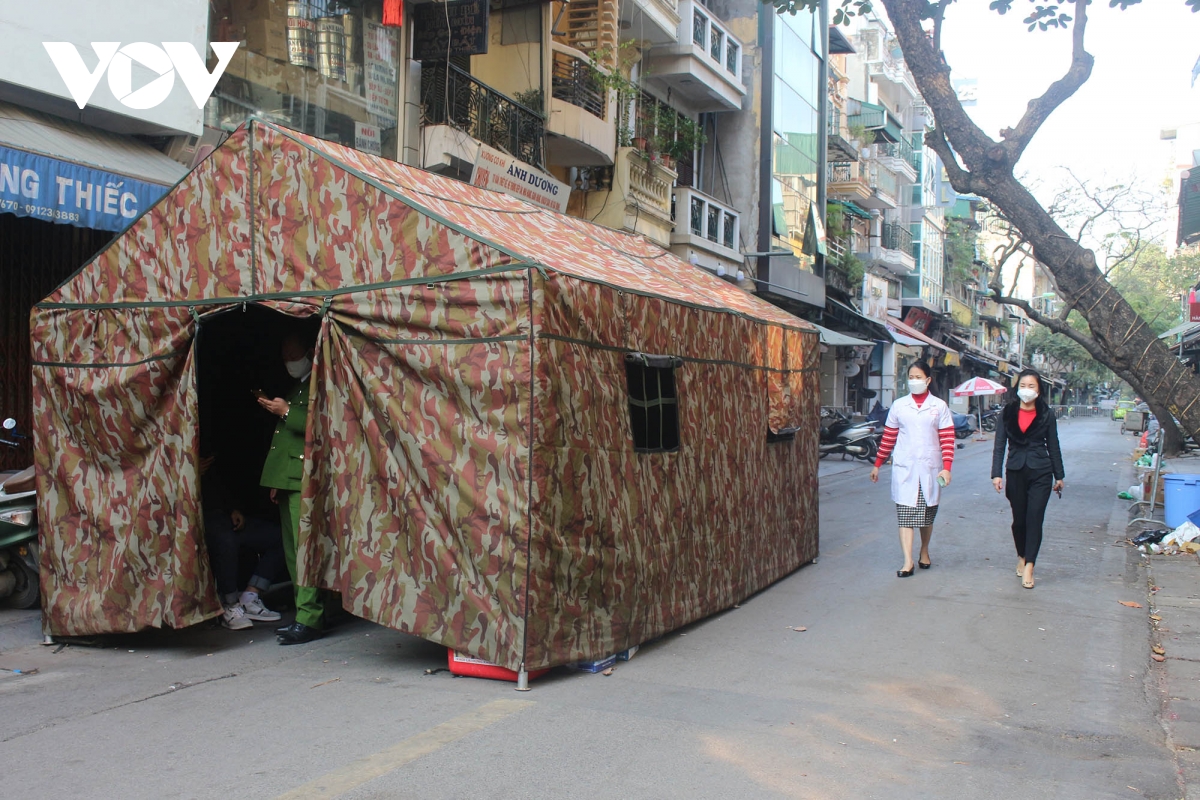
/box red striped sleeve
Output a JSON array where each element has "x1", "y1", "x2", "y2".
[
  {"x1": 938, "y1": 426, "x2": 955, "y2": 471},
  {"x1": 874, "y1": 426, "x2": 899, "y2": 467}
]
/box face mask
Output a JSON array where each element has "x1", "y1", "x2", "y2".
[
  {"x1": 1017, "y1": 387, "x2": 1038, "y2": 403},
  {"x1": 908, "y1": 379, "x2": 928, "y2": 395},
  {"x1": 285, "y1": 356, "x2": 312, "y2": 379}
]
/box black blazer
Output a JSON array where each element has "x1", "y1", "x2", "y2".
[{"x1": 991, "y1": 400, "x2": 1065, "y2": 480}]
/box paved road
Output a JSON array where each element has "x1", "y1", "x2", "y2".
[{"x1": 0, "y1": 418, "x2": 1178, "y2": 798}]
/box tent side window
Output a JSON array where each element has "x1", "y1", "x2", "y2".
[
  {"x1": 624, "y1": 353, "x2": 682, "y2": 453},
  {"x1": 766, "y1": 427, "x2": 797, "y2": 444}
]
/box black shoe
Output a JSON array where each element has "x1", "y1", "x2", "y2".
[
  {"x1": 897, "y1": 566, "x2": 915, "y2": 578},
  {"x1": 278, "y1": 623, "x2": 324, "y2": 645},
  {"x1": 275, "y1": 623, "x2": 295, "y2": 635},
  {"x1": 918, "y1": 558, "x2": 931, "y2": 569}
]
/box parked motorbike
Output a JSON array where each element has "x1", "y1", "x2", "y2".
[
  {"x1": 819, "y1": 408, "x2": 881, "y2": 462},
  {"x1": 980, "y1": 408, "x2": 1000, "y2": 433},
  {"x1": 951, "y1": 412, "x2": 978, "y2": 440},
  {"x1": 0, "y1": 418, "x2": 39, "y2": 609}
]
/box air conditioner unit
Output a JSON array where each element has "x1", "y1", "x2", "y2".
[{"x1": 941, "y1": 297, "x2": 953, "y2": 314}]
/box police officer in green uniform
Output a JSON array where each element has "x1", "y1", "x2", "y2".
[{"x1": 258, "y1": 333, "x2": 324, "y2": 645}]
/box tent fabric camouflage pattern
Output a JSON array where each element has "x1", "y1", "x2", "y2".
[{"x1": 31, "y1": 120, "x2": 819, "y2": 670}]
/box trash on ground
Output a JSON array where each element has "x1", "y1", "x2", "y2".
[
  {"x1": 1119, "y1": 601, "x2": 1143, "y2": 608},
  {"x1": 792, "y1": 626, "x2": 808, "y2": 632},
  {"x1": 1130, "y1": 529, "x2": 1169, "y2": 547},
  {"x1": 1153, "y1": 645, "x2": 1166, "y2": 655},
  {"x1": 1152, "y1": 654, "x2": 1166, "y2": 662}
]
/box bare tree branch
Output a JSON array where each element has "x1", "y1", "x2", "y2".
[
  {"x1": 931, "y1": 0, "x2": 953, "y2": 53},
  {"x1": 924, "y1": 125, "x2": 987, "y2": 199},
  {"x1": 998, "y1": 0, "x2": 1095, "y2": 166}
]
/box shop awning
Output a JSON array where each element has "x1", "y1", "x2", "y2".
[
  {"x1": 0, "y1": 101, "x2": 186, "y2": 231},
  {"x1": 812, "y1": 323, "x2": 874, "y2": 348},
  {"x1": 1159, "y1": 320, "x2": 1200, "y2": 340},
  {"x1": 947, "y1": 335, "x2": 999, "y2": 365},
  {"x1": 835, "y1": 200, "x2": 871, "y2": 220},
  {"x1": 826, "y1": 298, "x2": 890, "y2": 339},
  {"x1": 885, "y1": 317, "x2": 958, "y2": 354}
]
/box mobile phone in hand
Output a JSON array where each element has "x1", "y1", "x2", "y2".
[
  {"x1": 1055, "y1": 488, "x2": 1062, "y2": 499},
  {"x1": 250, "y1": 388, "x2": 267, "y2": 399}
]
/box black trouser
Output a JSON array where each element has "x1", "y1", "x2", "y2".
[
  {"x1": 203, "y1": 510, "x2": 286, "y2": 605},
  {"x1": 1005, "y1": 467, "x2": 1054, "y2": 564}
]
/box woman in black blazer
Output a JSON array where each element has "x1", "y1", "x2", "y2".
[{"x1": 991, "y1": 369, "x2": 1065, "y2": 589}]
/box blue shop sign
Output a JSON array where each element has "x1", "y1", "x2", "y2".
[{"x1": 0, "y1": 145, "x2": 170, "y2": 232}]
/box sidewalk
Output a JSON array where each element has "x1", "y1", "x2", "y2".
[{"x1": 1124, "y1": 449, "x2": 1200, "y2": 798}]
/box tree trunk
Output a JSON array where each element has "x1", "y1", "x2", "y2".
[
  {"x1": 1144, "y1": 397, "x2": 1185, "y2": 455},
  {"x1": 880, "y1": 0, "x2": 1200, "y2": 449}
]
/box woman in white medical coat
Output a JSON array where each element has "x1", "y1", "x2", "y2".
[{"x1": 869, "y1": 361, "x2": 956, "y2": 577}]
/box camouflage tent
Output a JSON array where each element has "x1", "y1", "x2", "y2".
[{"x1": 31, "y1": 120, "x2": 819, "y2": 671}]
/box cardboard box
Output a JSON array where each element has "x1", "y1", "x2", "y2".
[
  {"x1": 566, "y1": 654, "x2": 617, "y2": 673},
  {"x1": 230, "y1": 0, "x2": 290, "y2": 24},
  {"x1": 238, "y1": 19, "x2": 288, "y2": 61},
  {"x1": 616, "y1": 645, "x2": 639, "y2": 661},
  {"x1": 1143, "y1": 473, "x2": 1166, "y2": 505}
]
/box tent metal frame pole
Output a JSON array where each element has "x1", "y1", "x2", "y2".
[{"x1": 516, "y1": 667, "x2": 530, "y2": 692}]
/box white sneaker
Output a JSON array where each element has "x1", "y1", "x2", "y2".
[
  {"x1": 221, "y1": 604, "x2": 252, "y2": 630},
  {"x1": 241, "y1": 596, "x2": 282, "y2": 622}
]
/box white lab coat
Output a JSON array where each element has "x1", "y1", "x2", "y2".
[{"x1": 884, "y1": 393, "x2": 954, "y2": 507}]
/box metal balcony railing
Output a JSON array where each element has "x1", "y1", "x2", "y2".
[
  {"x1": 870, "y1": 164, "x2": 899, "y2": 200},
  {"x1": 828, "y1": 161, "x2": 867, "y2": 185},
  {"x1": 421, "y1": 63, "x2": 546, "y2": 169},
  {"x1": 673, "y1": 186, "x2": 738, "y2": 250},
  {"x1": 878, "y1": 139, "x2": 916, "y2": 171},
  {"x1": 881, "y1": 222, "x2": 913, "y2": 254},
  {"x1": 686, "y1": 0, "x2": 741, "y2": 81},
  {"x1": 552, "y1": 48, "x2": 607, "y2": 120}
]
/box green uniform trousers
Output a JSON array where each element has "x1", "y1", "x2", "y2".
[{"x1": 279, "y1": 489, "x2": 324, "y2": 629}]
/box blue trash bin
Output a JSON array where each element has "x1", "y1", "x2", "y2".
[{"x1": 1163, "y1": 474, "x2": 1200, "y2": 528}]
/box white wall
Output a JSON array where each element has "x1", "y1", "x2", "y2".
[{"x1": 0, "y1": 0, "x2": 211, "y2": 135}]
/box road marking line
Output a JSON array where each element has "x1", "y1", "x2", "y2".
[{"x1": 274, "y1": 698, "x2": 534, "y2": 800}]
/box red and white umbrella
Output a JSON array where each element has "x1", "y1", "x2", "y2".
[
  {"x1": 952, "y1": 377, "x2": 1008, "y2": 396},
  {"x1": 952, "y1": 377, "x2": 1007, "y2": 439}
]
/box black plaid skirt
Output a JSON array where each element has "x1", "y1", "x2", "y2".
[{"x1": 896, "y1": 485, "x2": 939, "y2": 528}]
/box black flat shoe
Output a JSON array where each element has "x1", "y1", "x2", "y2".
[
  {"x1": 278, "y1": 623, "x2": 323, "y2": 645},
  {"x1": 918, "y1": 559, "x2": 931, "y2": 569},
  {"x1": 897, "y1": 567, "x2": 915, "y2": 578}
]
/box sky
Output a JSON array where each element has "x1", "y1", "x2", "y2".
[{"x1": 934, "y1": 0, "x2": 1199, "y2": 218}]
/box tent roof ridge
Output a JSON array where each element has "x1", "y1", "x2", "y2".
[{"x1": 257, "y1": 119, "x2": 536, "y2": 266}]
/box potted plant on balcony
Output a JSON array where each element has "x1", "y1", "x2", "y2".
[{"x1": 654, "y1": 107, "x2": 706, "y2": 171}]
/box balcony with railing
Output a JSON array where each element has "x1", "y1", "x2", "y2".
[
  {"x1": 546, "y1": 43, "x2": 616, "y2": 167},
  {"x1": 645, "y1": 0, "x2": 746, "y2": 112},
  {"x1": 827, "y1": 109, "x2": 859, "y2": 162},
  {"x1": 421, "y1": 63, "x2": 545, "y2": 171},
  {"x1": 878, "y1": 221, "x2": 916, "y2": 274},
  {"x1": 582, "y1": 147, "x2": 676, "y2": 247},
  {"x1": 864, "y1": 162, "x2": 899, "y2": 210},
  {"x1": 857, "y1": 26, "x2": 920, "y2": 100},
  {"x1": 670, "y1": 185, "x2": 741, "y2": 262},
  {"x1": 827, "y1": 161, "x2": 872, "y2": 205},
  {"x1": 874, "y1": 138, "x2": 917, "y2": 182}
]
